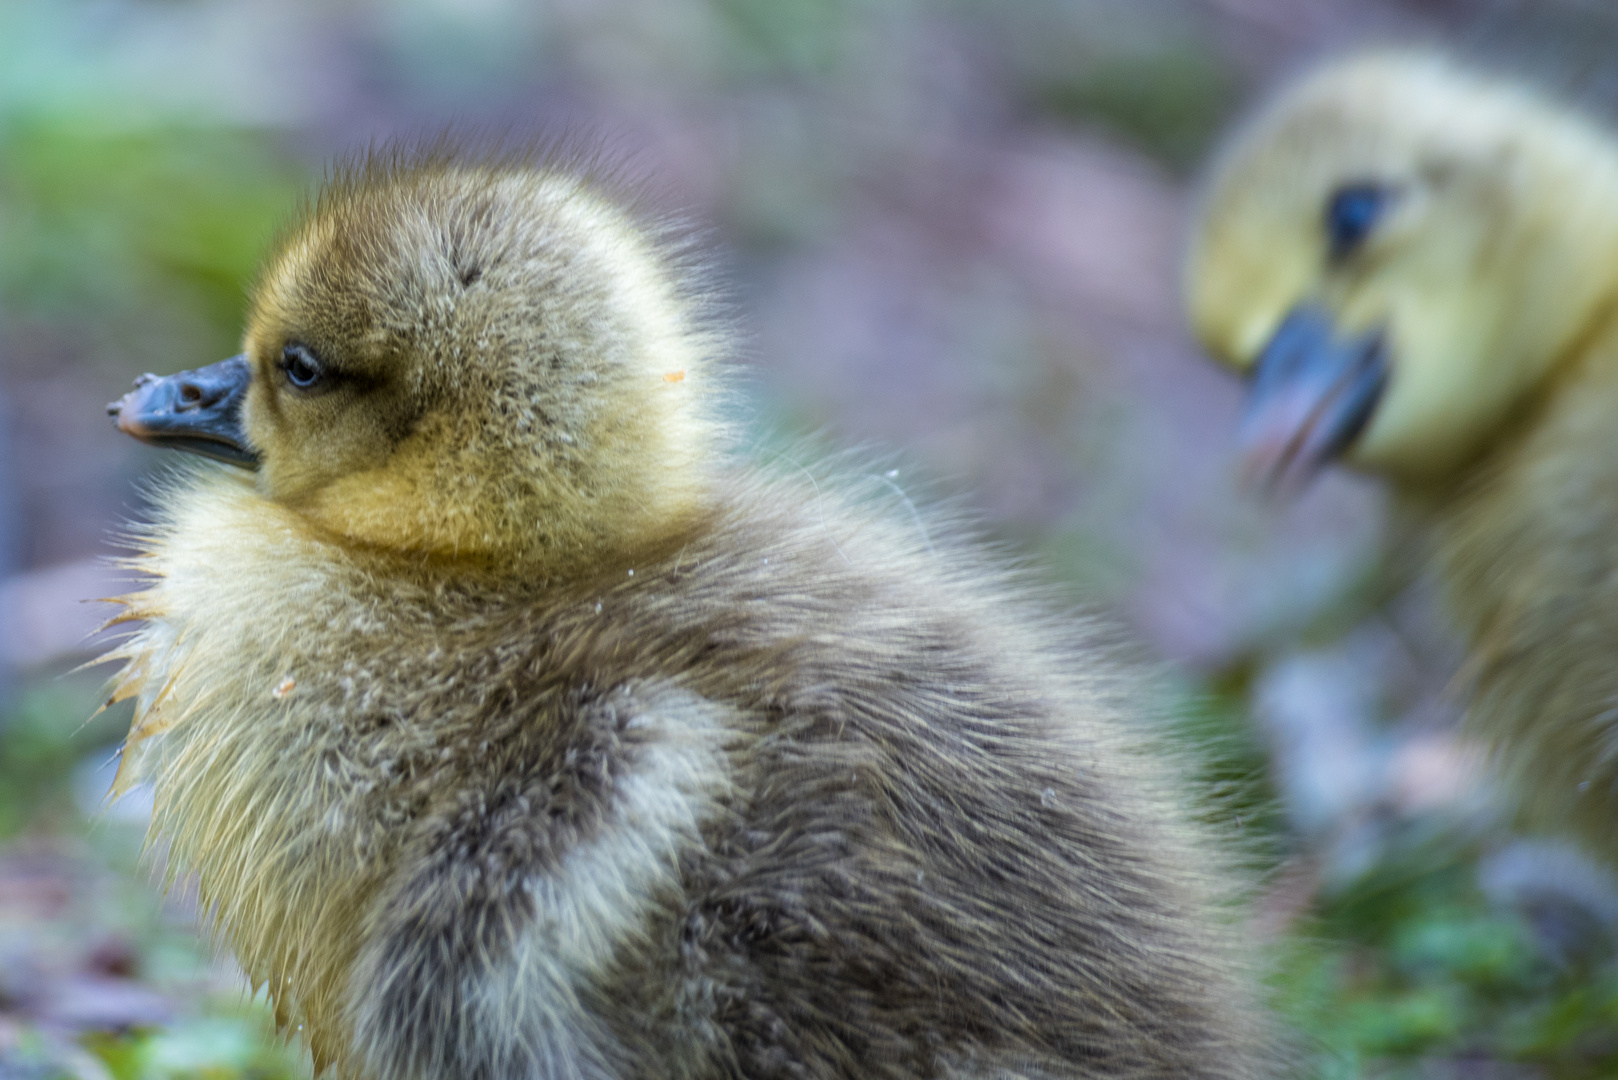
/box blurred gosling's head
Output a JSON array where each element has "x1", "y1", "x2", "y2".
[
  {"x1": 1186, "y1": 51, "x2": 1618, "y2": 488},
  {"x1": 112, "y1": 144, "x2": 726, "y2": 565}
]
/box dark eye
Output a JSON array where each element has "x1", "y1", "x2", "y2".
[
  {"x1": 1325, "y1": 183, "x2": 1392, "y2": 259},
  {"x1": 281, "y1": 344, "x2": 324, "y2": 390}
]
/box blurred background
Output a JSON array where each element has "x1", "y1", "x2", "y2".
[{"x1": 6, "y1": 0, "x2": 1618, "y2": 1076}]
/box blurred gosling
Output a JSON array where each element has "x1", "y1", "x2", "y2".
[
  {"x1": 1186, "y1": 51, "x2": 1618, "y2": 859},
  {"x1": 102, "y1": 143, "x2": 1275, "y2": 1080}
]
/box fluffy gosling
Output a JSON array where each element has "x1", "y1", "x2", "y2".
[
  {"x1": 103, "y1": 144, "x2": 1273, "y2": 1079},
  {"x1": 1187, "y1": 51, "x2": 1618, "y2": 860}
]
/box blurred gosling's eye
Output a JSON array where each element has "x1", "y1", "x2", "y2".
[
  {"x1": 281, "y1": 344, "x2": 325, "y2": 390},
  {"x1": 1325, "y1": 183, "x2": 1392, "y2": 260}
]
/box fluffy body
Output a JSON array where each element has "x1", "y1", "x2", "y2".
[
  {"x1": 103, "y1": 145, "x2": 1271, "y2": 1079},
  {"x1": 1187, "y1": 53, "x2": 1618, "y2": 858}
]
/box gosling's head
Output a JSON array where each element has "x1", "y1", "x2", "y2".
[
  {"x1": 110, "y1": 144, "x2": 724, "y2": 566},
  {"x1": 1187, "y1": 51, "x2": 1618, "y2": 489}
]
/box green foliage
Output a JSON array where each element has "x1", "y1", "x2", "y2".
[
  {"x1": 1152, "y1": 679, "x2": 1618, "y2": 1078},
  {"x1": 0, "y1": 120, "x2": 303, "y2": 363},
  {"x1": 712, "y1": 0, "x2": 864, "y2": 76},
  {"x1": 1035, "y1": 45, "x2": 1238, "y2": 171},
  {"x1": 1272, "y1": 825, "x2": 1618, "y2": 1077},
  {"x1": 89, "y1": 1012, "x2": 308, "y2": 1080},
  {"x1": 0, "y1": 672, "x2": 313, "y2": 1079},
  {"x1": 0, "y1": 678, "x2": 124, "y2": 837}
]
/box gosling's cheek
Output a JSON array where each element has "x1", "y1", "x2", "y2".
[{"x1": 240, "y1": 389, "x2": 283, "y2": 463}]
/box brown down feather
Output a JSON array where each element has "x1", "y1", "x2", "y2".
[{"x1": 99, "y1": 141, "x2": 1275, "y2": 1080}]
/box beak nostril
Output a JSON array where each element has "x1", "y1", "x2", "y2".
[{"x1": 107, "y1": 354, "x2": 259, "y2": 468}]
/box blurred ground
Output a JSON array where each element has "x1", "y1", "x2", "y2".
[{"x1": 6, "y1": 1, "x2": 1618, "y2": 1077}]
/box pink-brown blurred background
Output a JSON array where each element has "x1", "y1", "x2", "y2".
[{"x1": 6, "y1": 2, "x2": 1618, "y2": 1076}]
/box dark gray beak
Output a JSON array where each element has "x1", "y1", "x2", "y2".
[
  {"x1": 107, "y1": 354, "x2": 259, "y2": 468},
  {"x1": 1238, "y1": 304, "x2": 1389, "y2": 492}
]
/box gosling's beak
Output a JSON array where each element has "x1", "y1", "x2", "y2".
[
  {"x1": 1238, "y1": 304, "x2": 1388, "y2": 493},
  {"x1": 107, "y1": 354, "x2": 260, "y2": 468}
]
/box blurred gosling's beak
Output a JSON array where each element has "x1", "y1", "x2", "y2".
[
  {"x1": 1238, "y1": 304, "x2": 1388, "y2": 493},
  {"x1": 107, "y1": 354, "x2": 259, "y2": 468}
]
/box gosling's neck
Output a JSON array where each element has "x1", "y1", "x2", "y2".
[
  {"x1": 1497, "y1": 112, "x2": 1618, "y2": 400},
  {"x1": 278, "y1": 388, "x2": 729, "y2": 580},
  {"x1": 1389, "y1": 126, "x2": 1618, "y2": 499}
]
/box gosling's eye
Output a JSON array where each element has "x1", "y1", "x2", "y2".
[
  {"x1": 1325, "y1": 183, "x2": 1392, "y2": 260},
  {"x1": 281, "y1": 344, "x2": 325, "y2": 390}
]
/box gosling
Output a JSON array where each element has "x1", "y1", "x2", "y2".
[
  {"x1": 103, "y1": 144, "x2": 1272, "y2": 1079},
  {"x1": 1186, "y1": 52, "x2": 1618, "y2": 861}
]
